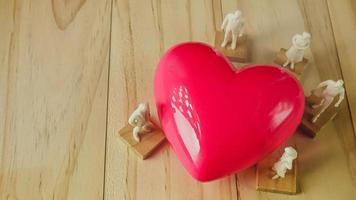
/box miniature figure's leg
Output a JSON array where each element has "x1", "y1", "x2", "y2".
[
  {"x1": 283, "y1": 59, "x2": 290, "y2": 67},
  {"x1": 312, "y1": 96, "x2": 333, "y2": 123},
  {"x1": 312, "y1": 98, "x2": 325, "y2": 109},
  {"x1": 133, "y1": 126, "x2": 141, "y2": 142},
  {"x1": 271, "y1": 163, "x2": 279, "y2": 179},
  {"x1": 231, "y1": 33, "x2": 238, "y2": 50},
  {"x1": 221, "y1": 31, "x2": 229, "y2": 47},
  {"x1": 239, "y1": 26, "x2": 244, "y2": 37},
  {"x1": 272, "y1": 174, "x2": 280, "y2": 180},
  {"x1": 290, "y1": 62, "x2": 295, "y2": 69},
  {"x1": 142, "y1": 121, "x2": 154, "y2": 132}
]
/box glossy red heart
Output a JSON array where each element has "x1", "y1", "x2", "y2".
[{"x1": 154, "y1": 42, "x2": 304, "y2": 181}]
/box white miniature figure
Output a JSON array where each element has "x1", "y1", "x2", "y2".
[
  {"x1": 272, "y1": 147, "x2": 297, "y2": 179},
  {"x1": 128, "y1": 103, "x2": 153, "y2": 142},
  {"x1": 283, "y1": 32, "x2": 311, "y2": 69},
  {"x1": 221, "y1": 10, "x2": 245, "y2": 50},
  {"x1": 311, "y1": 80, "x2": 345, "y2": 123}
]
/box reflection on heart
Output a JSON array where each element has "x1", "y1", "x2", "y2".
[{"x1": 171, "y1": 85, "x2": 201, "y2": 162}]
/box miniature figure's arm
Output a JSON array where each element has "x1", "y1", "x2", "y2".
[
  {"x1": 221, "y1": 15, "x2": 229, "y2": 30},
  {"x1": 335, "y1": 89, "x2": 345, "y2": 107},
  {"x1": 315, "y1": 80, "x2": 332, "y2": 89},
  {"x1": 286, "y1": 162, "x2": 293, "y2": 170}
]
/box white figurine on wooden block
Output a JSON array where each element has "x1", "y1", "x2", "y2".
[
  {"x1": 272, "y1": 147, "x2": 298, "y2": 179},
  {"x1": 311, "y1": 80, "x2": 345, "y2": 123},
  {"x1": 283, "y1": 32, "x2": 311, "y2": 69},
  {"x1": 128, "y1": 103, "x2": 154, "y2": 142},
  {"x1": 221, "y1": 10, "x2": 245, "y2": 50}
]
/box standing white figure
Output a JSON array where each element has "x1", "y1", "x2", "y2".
[
  {"x1": 128, "y1": 103, "x2": 154, "y2": 142},
  {"x1": 311, "y1": 80, "x2": 345, "y2": 123},
  {"x1": 221, "y1": 10, "x2": 245, "y2": 50},
  {"x1": 283, "y1": 32, "x2": 311, "y2": 69},
  {"x1": 272, "y1": 147, "x2": 298, "y2": 179}
]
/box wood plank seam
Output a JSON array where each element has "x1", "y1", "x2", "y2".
[
  {"x1": 102, "y1": 0, "x2": 115, "y2": 199},
  {"x1": 324, "y1": 0, "x2": 356, "y2": 139}
]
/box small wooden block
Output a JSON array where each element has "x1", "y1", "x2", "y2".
[
  {"x1": 118, "y1": 122, "x2": 166, "y2": 159},
  {"x1": 274, "y1": 48, "x2": 308, "y2": 78},
  {"x1": 214, "y1": 31, "x2": 248, "y2": 63},
  {"x1": 299, "y1": 93, "x2": 339, "y2": 138},
  {"x1": 256, "y1": 147, "x2": 298, "y2": 194}
]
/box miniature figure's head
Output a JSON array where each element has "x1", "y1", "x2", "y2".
[
  {"x1": 292, "y1": 32, "x2": 311, "y2": 49},
  {"x1": 234, "y1": 10, "x2": 242, "y2": 18},
  {"x1": 137, "y1": 103, "x2": 148, "y2": 113},
  {"x1": 128, "y1": 113, "x2": 145, "y2": 127},
  {"x1": 128, "y1": 103, "x2": 149, "y2": 127},
  {"x1": 336, "y1": 79, "x2": 344, "y2": 87},
  {"x1": 284, "y1": 146, "x2": 298, "y2": 160},
  {"x1": 302, "y1": 32, "x2": 311, "y2": 41}
]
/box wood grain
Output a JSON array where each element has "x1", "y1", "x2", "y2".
[
  {"x1": 52, "y1": 0, "x2": 87, "y2": 30},
  {"x1": 1, "y1": 0, "x2": 356, "y2": 199},
  {"x1": 0, "y1": 0, "x2": 111, "y2": 199}
]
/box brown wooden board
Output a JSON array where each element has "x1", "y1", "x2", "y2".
[
  {"x1": 256, "y1": 145, "x2": 298, "y2": 195},
  {"x1": 274, "y1": 48, "x2": 308, "y2": 79},
  {"x1": 118, "y1": 123, "x2": 166, "y2": 160},
  {"x1": 214, "y1": 31, "x2": 248, "y2": 63}
]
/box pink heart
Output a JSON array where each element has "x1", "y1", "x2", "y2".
[{"x1": 154, "y1": 42, "x2": 304, "y2": 181}]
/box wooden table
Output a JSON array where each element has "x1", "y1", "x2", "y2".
[{"x1": 1, "y1": 0, "x2": 356, "y2": 199}]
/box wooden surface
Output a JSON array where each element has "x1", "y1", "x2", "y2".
[
  {"x1": 1, "y1": 0, "x2": 356, "y2": 199},
  {"x1": 0, "y1": 0, "x2": 111, "y2": 199}
]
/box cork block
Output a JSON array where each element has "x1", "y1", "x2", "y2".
[
  {"x1": 256, "y1": 146, "x2": 298, "y2": 194},
  {"x1": 118, "y1": 122, "x2": 166, "y2": 159},
  {"x1": 299, "y1": 92, "x2": 340, "y2": 138},
  {"x1": 274, "y1": 48, "x2": 308, "y2": 79},
  {"x1": 214, "y1": 31, "x2": 248, "y2": 63}
]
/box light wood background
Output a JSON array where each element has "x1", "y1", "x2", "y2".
[{"x1": 1, "y1": 0, "x2": 356, "y2": 199}]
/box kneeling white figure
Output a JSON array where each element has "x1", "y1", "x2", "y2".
[
  {"x1": 128, "y1": 103, "x2": 154, "y2": 142},
  {"x1": 272, "y1": 146, "x2": 298, "y2": 179},
  {"x1": 283, "y1": 32, "x2": 311, "y2": 69},
  {"x1": 311, "y1": 79, "x2": 345, "y2": 123}
]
